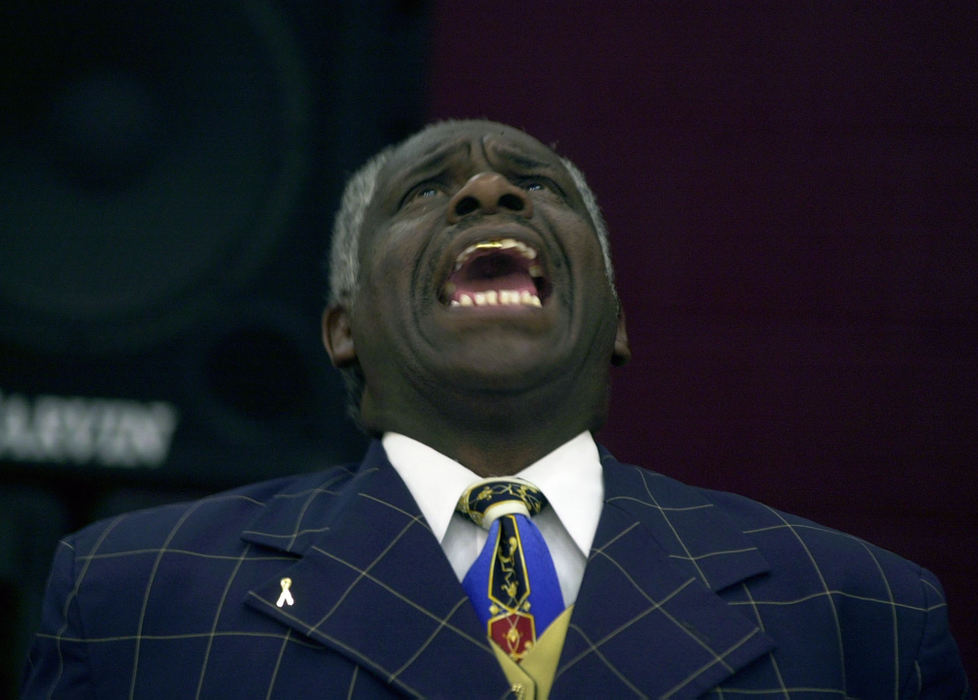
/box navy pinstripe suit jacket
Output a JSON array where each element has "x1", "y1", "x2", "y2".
[{"x1": 23, "y1": 441, "x2": 969, "y2": 698}]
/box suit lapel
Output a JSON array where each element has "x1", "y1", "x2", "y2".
[
  {"x1": 552, "y1": 453, "x2": 776, "y2": 698},
  {"x1": 242, "y1": 442, "x2": 506, "y2": 698}
]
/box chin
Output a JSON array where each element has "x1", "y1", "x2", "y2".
[
  {"x1": 443, "y1": 362, "x2": 552, "y2": 399},
  {"x1": 437, "y1": 341, "x2": 566, "y2": 385}
]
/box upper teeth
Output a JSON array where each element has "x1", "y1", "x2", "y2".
[
  {"x1": 450, "y1": 289, "x2": 542, "y2": 307},
  {"x1": 453, "y1": 238, "x2": 538, "y2": 270}
]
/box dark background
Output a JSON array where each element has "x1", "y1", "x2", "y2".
[{"x1": 2, "y1": 1, "x2": 975, "y2": 690}]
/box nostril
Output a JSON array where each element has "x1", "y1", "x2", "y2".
[
  {"x1": 498, "y1": 193, "x2": 526, "y2": 211},
  {"x1": 454, "y1": 196, "x2": 479, "y2": 217}
]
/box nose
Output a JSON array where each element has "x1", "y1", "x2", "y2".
[{"x1": 446, "y1": 172, "x2": 533, "y2": 224}]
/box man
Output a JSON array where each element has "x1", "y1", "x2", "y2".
[{"x1": 23, "y1": 120, "x2": 968, "y2": 698}]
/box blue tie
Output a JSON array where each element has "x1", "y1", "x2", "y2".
[{"x1": 457, "y1": 478, "x2": 564, "y2": 661}]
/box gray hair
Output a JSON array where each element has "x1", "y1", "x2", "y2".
[
  {"x1": 327, "y1": 125, "x2": 616, "y2": 308},
  {"x1": 328, "y1": 145, "x2": 394, "y2": 307}
]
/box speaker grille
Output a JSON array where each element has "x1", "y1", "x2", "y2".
[{"x1": 1, "y1": 0, "x2": 311, "y2": 353}]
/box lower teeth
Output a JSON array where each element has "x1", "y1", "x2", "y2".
[{"x1": 449, "y1": 290, "x2": 541, "y2": 307}]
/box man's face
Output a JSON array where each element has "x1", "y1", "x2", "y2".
[{"x1": 330, "y1": 121, "x2": 627, "y2": 429}]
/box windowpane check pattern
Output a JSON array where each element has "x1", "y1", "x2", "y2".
[{"x1": 22, "y1": 441, "x2": 968, "y2": 698}]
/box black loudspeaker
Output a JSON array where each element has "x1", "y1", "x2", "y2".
[{"x1": 0, "y1": 1, "x2": 429, "y2": 490}]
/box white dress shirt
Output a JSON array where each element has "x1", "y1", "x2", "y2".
[{"x1": 381, "y1": 431, "x2": 604, "y2": 605}]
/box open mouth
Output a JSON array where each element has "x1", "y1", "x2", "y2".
[{"x1": 440, "y1": 238, "x2": 551, "y2": 308}]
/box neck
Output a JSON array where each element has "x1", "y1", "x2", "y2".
[
  {"x1": 363, "y1": 384, "x2": 606, "y2": 477},
  {"x1": 406, "y1": 424, "x2": 584, "y2": 477}
]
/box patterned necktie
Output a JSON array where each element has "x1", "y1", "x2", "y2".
[{"x1": 457, "y1": 478, "x2": 564, "y2": 661}]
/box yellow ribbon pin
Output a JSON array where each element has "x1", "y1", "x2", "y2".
[{"x1": 276, "y1": 577, "x2": 295, "y2": 607}]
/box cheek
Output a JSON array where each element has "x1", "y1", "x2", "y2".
[
  {"x1": 358, "y1": 227, "x2": 423, "y2": 290},
  {"x1": 547, "y1": 213, "x2": 609, "y2": 277}
]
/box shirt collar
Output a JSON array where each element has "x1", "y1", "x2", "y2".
[{"x1": 381, "y1": 431, "x2": 603, "y2": 556}]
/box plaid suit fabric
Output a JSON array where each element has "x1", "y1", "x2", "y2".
[
  {"x1": 23, "y1": 442, "x2": 969, "y2": 698},
  {"x1": 557, "y1": 453, "x2": 970, "y2": 698}
]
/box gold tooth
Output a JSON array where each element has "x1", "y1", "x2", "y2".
[{"x1": 455, "y1": 238, "x2": 539, "y2": 268}]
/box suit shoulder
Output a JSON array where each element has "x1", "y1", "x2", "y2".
[
  {"x1": 64, "y1": 462, "x2": 359, "y2": 556},
  {"x1": 698, "y1": 486, "x2": 925, "y2": 576},
  {"x1": 603, "y1": 457, "x2": 934, "y2": 598}
]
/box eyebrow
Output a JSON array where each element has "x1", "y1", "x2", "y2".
[
  {"x1": 485, "y1": 139, "x2": 556, "y2": 171},
  {"x1": 398, "y1": 138, "x2": 471, "y2": 184}
]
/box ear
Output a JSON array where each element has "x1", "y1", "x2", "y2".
[
  {"x1": 611, "y1": 308, "x2": 631, "y2": 366},
  {"x1": 322, "y1": 305, "x2": 357, "y2": 368}
]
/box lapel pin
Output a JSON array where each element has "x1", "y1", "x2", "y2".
[{"x1": 276, "y1": 577, "x2": 295, "y2": 607}]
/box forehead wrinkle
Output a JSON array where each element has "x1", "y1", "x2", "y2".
[
  {"x1": 482, "y1": 134, "x2": 558, "y2": 172},
  {"x1": 396, "y1": 135, "x2": 472, "y2": 185}
]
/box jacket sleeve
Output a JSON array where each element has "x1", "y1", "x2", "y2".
[
  {"x1": 21, "y1": 537, "x2": 97, "y2": 699},
  {"x1": 909, "y1": 567, "x2": 970, "y2": 699}
]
